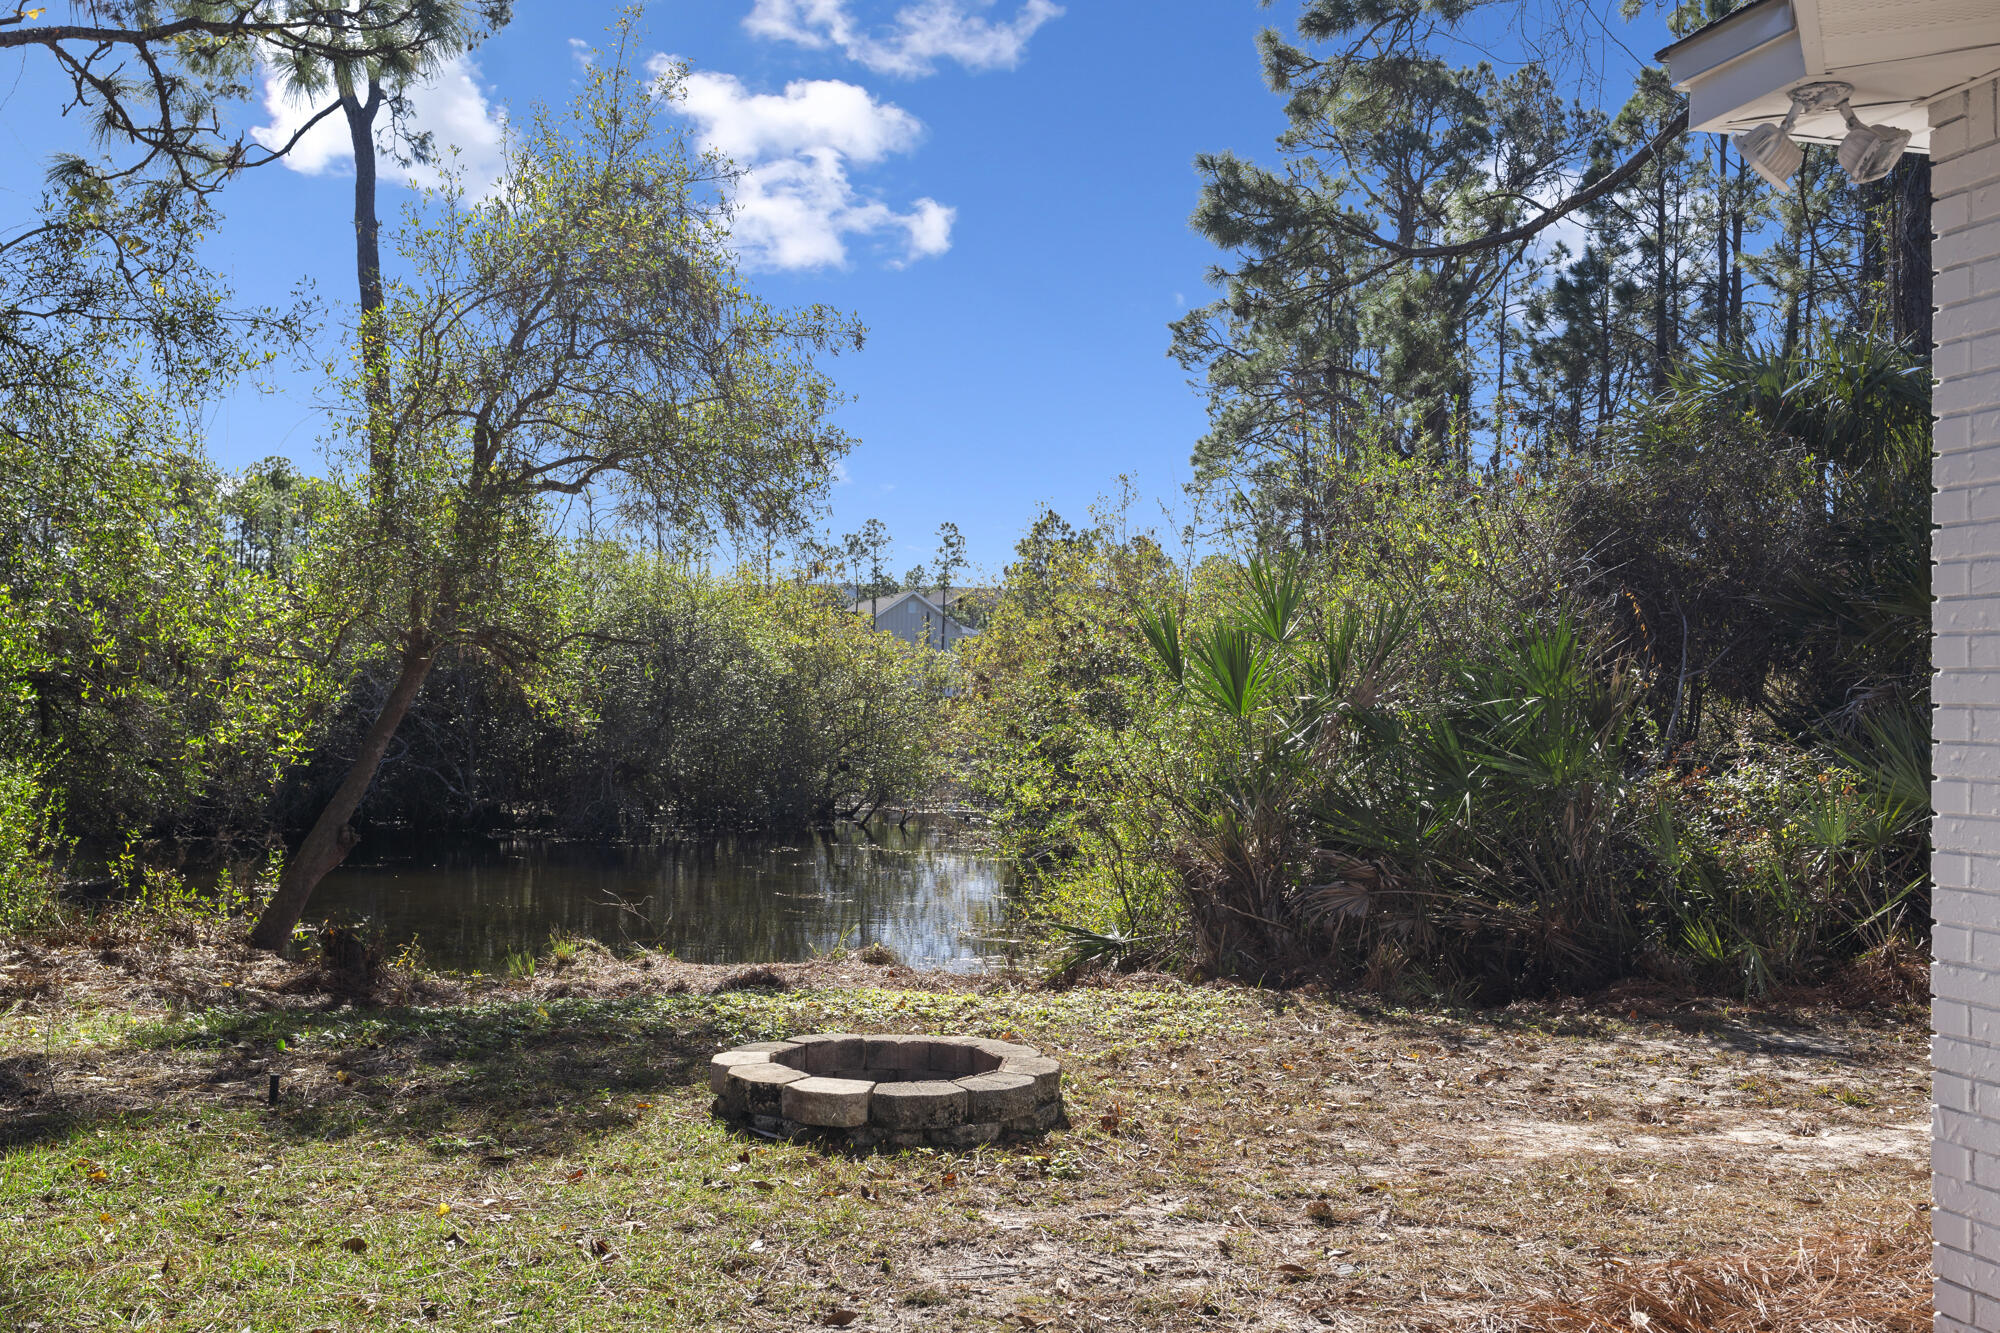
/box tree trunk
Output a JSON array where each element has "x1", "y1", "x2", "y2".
[
  {"x1": 1729, "y1": 157, "x2": 1745, "y2": 348},
  {"x1": 338, "y1": 69, "x2": 392, "y2": 482},
  {"x1": 1652, "y1": 156, "x2": 1670, "y2": 392},
  {"x1": 1888, "y1": 154, "x2": 1932, "y2": 349},
  {"x1": 1595, "y1": 276, "x2": 1612, "y2": 458},
  {"x1": 1716, "y1": 135, "x2": 1730, "y2": 347},
  {"x1": 248, "y1": 638, "x2": 437, "y2": 951}
]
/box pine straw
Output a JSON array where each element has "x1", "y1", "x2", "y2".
[{"x1": 1489, "y1": 1229, "x2": 1929, "y2": 1333}]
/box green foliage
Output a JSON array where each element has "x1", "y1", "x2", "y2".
[
  {"x1": 1186, "y1": 624, "x2": 1272, "y2": 718},
  {"x1": 0, "y1": 360, "x2": 326, "y2": 845},
  {"x1": 969, "y1": 334, "x2": 1930, "y2": 997},
  {"x1": 0, "y1": 757, "x2": 62, "y2": 931},
  {"x1": 275, "y1": 553, "x2": 954, "y2": 839},
  {"x1": 551, "y1": 553, "x2": 953, "y2": 834},
  {"x1": 247, "y1": 36, "x2": 870, "y2": 946},
  {"x1": 1307, "y1": 617, "x2": 1641, "y2": 993},
  {"x1": 1639, "y1": 726, "x2": 1926, "y2": 995}
]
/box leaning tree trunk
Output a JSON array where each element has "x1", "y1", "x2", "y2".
[
  {"x1": 250, "y1": 71, "x2": 421, "y2": 954},
  {"x1": 248, "y1": 638, "x2": 437, "y2": 951}
]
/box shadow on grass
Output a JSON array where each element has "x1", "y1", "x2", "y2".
[
  {"x1": 1255, "y1": 982, "x2": 1883, "y2": 1060},
  {"x1": 0, "y1": 989, "x2": 770, "y2": 1158}
]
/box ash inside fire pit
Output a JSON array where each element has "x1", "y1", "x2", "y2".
[{"x1": 709, "y1": 1034, "x2": 1066, "y2": 1148}]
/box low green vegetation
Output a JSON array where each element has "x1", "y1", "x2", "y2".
[
  {"x1": 962, "y1": 340, "x2": 1930, "y2": 999},
  {"x1": 0, "y1": 954, "x2": 1927, "y2": 1331}
]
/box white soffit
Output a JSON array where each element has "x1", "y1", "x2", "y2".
[{"x1": 1661, "y1": 0, "x2": 2000, "y2": 154}]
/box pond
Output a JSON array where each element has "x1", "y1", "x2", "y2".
[{"x1": 302, "y1": 816, "x2": 1019, "y2": 975}]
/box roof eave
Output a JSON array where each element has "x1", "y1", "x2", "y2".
[{"x1": 1655, "y1": 0, "x2": 1791, "y2": 69}]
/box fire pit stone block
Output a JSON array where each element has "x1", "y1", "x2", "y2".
[{"x1": 708, "y1": 1032, "x2": 1066, "y2": 1148}]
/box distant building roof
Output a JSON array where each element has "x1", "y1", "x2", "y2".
[{"x1": 847, "y1": 588, "x2": 985, "y2": 619}]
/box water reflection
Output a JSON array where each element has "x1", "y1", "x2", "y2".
[{"x1": 306, "y1": 817, "x2": 1017, "y2": 974}]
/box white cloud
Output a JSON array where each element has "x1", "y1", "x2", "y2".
[
  {"x1": 250, "y1": 55, "x2": 509, "y2": 197},
  {"x1": 898, "y1": 197, "x2": 954, "y2": 263},
  {"x1": 671, "y1": 65, "x2": 953, "y2": 270},
  {"x1": 744, "y1": 0, "x2": 1062, "y2": 78},
  {"x1": 680, "y1": 71, "x2": 922, "y2": 163}
]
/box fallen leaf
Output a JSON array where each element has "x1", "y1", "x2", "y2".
[
  {"x1": 941, "y1": 1172, "x2": 958, "y2": 1187},
  {"x1": 1277, "y1": 1262, "x2": 1313, "y2": 1280},
  {"x1": 335, "y1": 1071, "x2": 352, "y2": 1085},
  {"x1": 339, "y1": 1237, "x2": 367, "y2": 1253},
  {"x1": 563, "y1": 1169, "x2": 585, "y2": 1183},
  {"x1": 822, "y1": 1311, "x2": 861, "y2": 1328}
]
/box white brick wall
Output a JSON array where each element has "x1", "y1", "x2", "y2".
[{"x1": 1935, "y1": 75, "x2": 2000, "y2": 1333}]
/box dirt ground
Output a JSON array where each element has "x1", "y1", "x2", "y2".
[{"x1": 0, "y1": 933, "x2": 1931, "y2": 1331}]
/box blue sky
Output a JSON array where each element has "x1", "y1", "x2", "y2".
[{"x1": 2, "y1": 1, "x2": 1680, "y2": 577}]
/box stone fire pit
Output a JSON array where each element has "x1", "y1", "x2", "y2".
[{"x1": 709, "y1": 1034, "x2": 1066, "y2": 1149}]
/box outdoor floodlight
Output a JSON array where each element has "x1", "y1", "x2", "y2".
[
  {"x1": 1735, "y1": 81, "x2": 1913, "y2": 192},
  {"x1": 1733, "y1": 81, "x2": 1850, "y2": 192},
  {"x1": 1735, "y1": 120, "x2": 1804, "y2": 191},
  {"x1": 1834, "y1": 101, "x2": 1914, "y2": 185}
]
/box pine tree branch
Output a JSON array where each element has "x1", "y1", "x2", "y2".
[{"x1": 1346, "y1": 105, "x2": 1689, "y2": 274}]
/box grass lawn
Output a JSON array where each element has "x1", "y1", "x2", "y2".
[{"x1": 0, "y1": 939, "x2": 1928, "y2": 1330}]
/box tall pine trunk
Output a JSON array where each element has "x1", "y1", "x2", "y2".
[
  {"x1": 249, "y1": 639, "x2": 437, "y2": 950},
  {"x1": 1652, "y1": 156, "x2": 1670, "y2": 392},
  {"x1": 248, "y1": 65, "x2": 417, "y2": 952},
  {"x1": 1887, "y1": 155, "x2": 1932, "y2": 349},
  {"x1": 338, "y1": 70, "x2": 393, "y2": 485}
]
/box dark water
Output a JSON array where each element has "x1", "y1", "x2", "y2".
[{"x1": 304, "y1": 818, "x2": 1019, "y2": 974}]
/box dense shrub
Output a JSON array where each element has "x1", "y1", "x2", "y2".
[
  {"x1": 549, "y1": 555, "x2": 953, "y2": 835},
  {"x1": 0, "y1": 370, "x2": 324, "y2": 850},
  {"x1": 964, "y1": 340, "x2": 1930, "y2": 999},
  {"x1": 2, "y1": 362, "x2": 953, "y2": 881},
  {"x1": 0, "y1": 757, "x2": 62, "y2": 929},
  {"x1": 279, "y1": 554, "x2": 954, "y2": 840}
]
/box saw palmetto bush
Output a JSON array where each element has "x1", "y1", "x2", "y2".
[
  {"x1": 1306, "y1": 617, "x2": 1644, "y2": 995},
  {"x1": 1132, "y1": 554, "x2": 1647, "y2": 995},
  {"x1": 1639, "y1": 705, "x2": 1930, "y2": 995}
]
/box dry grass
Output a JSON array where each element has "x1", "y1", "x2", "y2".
[
  {"x1": 0, "y1": 936, "x2": 1931, "y2": 1330},
  {"x1": 1488, "y1": 1230, "x2": 1928, "y2": 1332}
]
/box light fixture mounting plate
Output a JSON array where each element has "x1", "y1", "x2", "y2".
[{"x1": 1788, "y1": 81, "x2": 1854, "y2": 113}]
